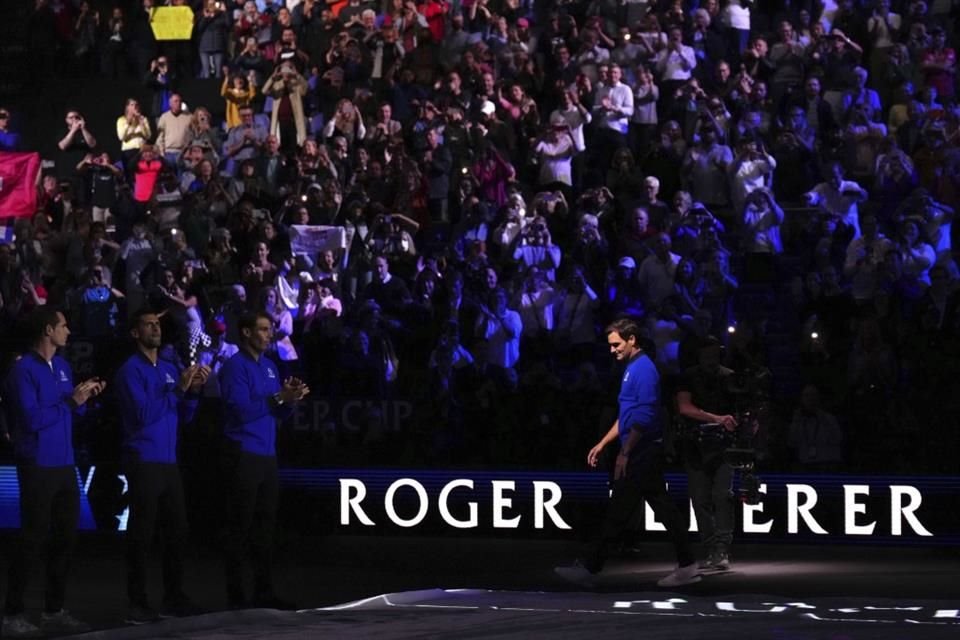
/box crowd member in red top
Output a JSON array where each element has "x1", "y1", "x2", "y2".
[
  {"x1": 133, "y1": 144, "x2": 163, "y2": 216},
  {"x1": 921, "y1": 26, "x2": 956, "y2": 100}
]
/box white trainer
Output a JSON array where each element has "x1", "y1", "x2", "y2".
[{"x1": 656, "y1": 563, "x2": 702, "y2": 587}]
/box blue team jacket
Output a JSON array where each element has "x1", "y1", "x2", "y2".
[
  {"x1": 115, "y1": 352, "x2": 200, "y2": 464},
  {"x1": 6, "y1": 352, "x2": 83, "y2": 467},
  {"x1": 219, "y1": 350, "x2": 292, "y2": 456}
]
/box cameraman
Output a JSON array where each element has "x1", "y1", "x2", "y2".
[{"x1": 675, "y1": 336, "x2": 738, "y2": 570}]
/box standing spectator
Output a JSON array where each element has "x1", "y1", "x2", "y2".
[
  {"x1": 741, "y1": 188, "x2": 785, "y2": 255},
  {"x1": 219, "y1": 312, "x2": 309, "y2": 610},
  {"x1": 156, "y1": 94, "x2": 192, "y2": 168},
  {"x1": 0, "y1": 107, "x2": 22, "y2": 151},
  {"x1": 145, "y1": 57, "x2": 177, "y2": 120},
  {"x1": 638, "y1": 233, "x2": 681, "y2": 311},
  {"x1": 866, "y1": 0, "x2": 901, "y2": 89},
  {"x1": 920, "y1": 26, "x2": 955, "y2": 101},
  {"x1": 721, "y1": 0, "x2": 751, "y2": 55},
  {"x1": 591, "y1": 64, "x2": 634, "y2": 172},
  {"x1": 655, "y1": 27, "x2": 697, "y2": 118},
  {"x1": 728, "y1": 131, "x2": 776, "y2": 214},
  {"x1": 262, "y1": 63, "x2": 308, "y2": 154},
  {"x1": 114, "y1": 311, "x2": 209, "y2": 623},
  {"x1": 224, "y1": 106, "x2": 268, "y2": 175},
  {"x1": 117, "y1": 98, "x2": 152, "y2": 171},
  {"x1": 220, "y1": 67, "x2": 257, "y2": 130},
  {"x1": 2, "y1": 308, "x2": 105, "y2": 637},
  {"x1": 196, "y1": 0, "x2": 230, "y2": 79},
  {"x1": 56, "y1": 110, "x2": 98, "y2": 181},
  {"x1": 132, "y1": 146, "x2": 164, "y2": 217},
  {"x1": 474, "y1": 287, "x2": 522, "y2": 380},
  {"x1": 805, "y1": 162, "x2": 868, "y2": 239},
  {"x1": 533, "y1": 114, "x2": 576, "y2": 192},
  {"x1": 422, "y1": 127, "x2": 452, "y2": 223},
  {"x1": 682, "y1": 124, "x2": 732, "y2": 211}
]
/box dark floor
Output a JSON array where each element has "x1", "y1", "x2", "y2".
[{"x1": 4, "y1": 533, "x2": 959, "y2": 639}]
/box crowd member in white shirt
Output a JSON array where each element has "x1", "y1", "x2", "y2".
[
  {"x1": 551, "y1": 89, "x2": 591, "y2": 190},
  {"x1": 805, "y1": 162, "x2": 868, "y2": 239},
  {"x1": 475, "y1": 287, "x2": 523, "y2": 379},
  {"x1": 741, "y1": 188, "x2": 785, "y2": 254},
  {"x1": 654, "y1": 27, "x2": 697, "y2": 117},
  {"x1": 630, "y1": 66, "x2": 659, "y2": 158},
  {"x1": 721, "y1": 0, "x2": 751, "y2": 55},
  {"x1": 534, "y1": 113, "x2": 577, "y2": 190},
  {"x1": 591, "y1": 64, "x2": 634, "y2": 172},
  {"x1": 729, "y1": 131, "x2": 776, "y2": 213}
]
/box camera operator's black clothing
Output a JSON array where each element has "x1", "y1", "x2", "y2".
[{"x1": 677, "y1": 365, "x2": 736, "y2": 555}]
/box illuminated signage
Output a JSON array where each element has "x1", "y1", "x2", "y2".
[{"x1": 1, "y1": 467, "x2": 957, "y2": 544}]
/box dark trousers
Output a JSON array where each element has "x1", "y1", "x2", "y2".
[
  {"x1": 222, "y1": 447, "x2": 278, "y2": 604},
  {"x1": 587, "y1": 444, "x2": 694, "y2": 573},
  {"x1": 124, "y1": 461, "x2": 188, "y2": 607},
  {"x1": 686, "y1": 453, "x2": 734, "y2": 555},
  {"x1": 5, "y1": 466, "x2": 79, "y2": 615},
  {"x1": 589, "y1": 128, "x2": 627, "y2": 175}
]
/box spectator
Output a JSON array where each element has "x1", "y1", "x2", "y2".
[
  {"x1": 0, "y1": 107, "x2": 20, "y2": 151},
  {"x1": 116, "y1": 98, "x2": 151, "y2": 170},
  {"x1": 156, "y1": 94, "x2": 192, "y2": 168},
  {"x1": 221, "y1": 71, "x2": 258, "y2": 130},
  {"x1": 805, "y1": 162, "x2": 868, "y2": 239},
  {"x1": 56, "y1": 110, "x2": 97, "y2": 181},
  {"x1": 196, "y1": 0, "x2": 230, "y2": 79},
  {"x1": 263, "y1": 63, "x2": 308, "y2": 154},
  {"x1": 638, "y1": 233, "x2": 681, "y2": 312}
]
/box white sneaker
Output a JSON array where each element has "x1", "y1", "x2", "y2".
[
  {"x1": 40, "y1": 609, "x2": 91, "y2": 633},
  {"x1": 554, "y1": 561, "x2": 597, "y2": 587},
  {"x1": 1, "y1": 614, "x2": 42, "y2": 638},
  {"x1": 656, "y1": 563, "x2": 702, "y2": 587}
]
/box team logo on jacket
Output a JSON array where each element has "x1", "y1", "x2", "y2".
[
  {"x1": 59, "y1": 370, "x2": 68, "y2": 382},
  {"x1": 266, "y1": 368, "x2": 276, "y2": 379},
  {"x1": 165, "y1": 373, "x2": 176, "y2": 385}
]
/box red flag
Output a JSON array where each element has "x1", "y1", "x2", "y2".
[{"x1": 0, "y1": 152, "x2": 41, "y2": 219}]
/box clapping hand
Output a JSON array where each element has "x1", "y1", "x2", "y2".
[
  {"x1": 279, "y1": 377, "x2": 310, "y2": 404},
  {"x1": 72, "y1": 378, "x2": 107, "y2": 407}
]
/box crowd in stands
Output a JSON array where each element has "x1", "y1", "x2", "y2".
[{"x1": 2, "y1": 0, "x2": 960, "y2": 474}]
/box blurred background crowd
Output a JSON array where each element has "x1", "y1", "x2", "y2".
[{"x1": 0, "y1": 0, "x2": 959, "y2": 475}]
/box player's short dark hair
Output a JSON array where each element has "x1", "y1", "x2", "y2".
[
  {"x1": 238, "y1": 311, "x2": 272, "y2": 334},
  {"x1": 605, "y1": 317, "x2": 643, "y2": 343},
  {"x1": 26, "y1": 306, "x2": 64, "y2": 345}
]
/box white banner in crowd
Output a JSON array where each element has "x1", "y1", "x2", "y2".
[{"x1": 289, "y1": 225, "x2": 354, "y2": 257}]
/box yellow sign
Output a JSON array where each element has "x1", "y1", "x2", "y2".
[{"x1": 150, "y1": 6, "x2": 195, "y2": 41}]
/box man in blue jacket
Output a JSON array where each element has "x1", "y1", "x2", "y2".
[
  {"x1": 219, "y1": 311, "x2": 309, "y2": 610},
  {"x1": 115, "y1": 309, "x2": 210, "y2": 624},
  {"x1": 556, "y1": 317, "x2": 700, "y2": 588},
  {"x1": 2, "y1": 308, "x2": 105, "y2": 638}
]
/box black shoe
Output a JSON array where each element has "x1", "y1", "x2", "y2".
[
  {"x1": 125, "y1": 604, "x2": 160, "y2": 625},
  {"x1": 251, "y1": 595, "x2": 298, "y2": 611},
  {"x1": 160, "y1": 595, "x2": 204, "y2": 619}
]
